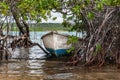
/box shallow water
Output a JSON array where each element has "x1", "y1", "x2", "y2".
[
  {"x1": 0, "y1": 32, "x2": 120, "y2": 80},
  {"x1": 0, "y1": 56, "x2": 120, "y2": 80}
]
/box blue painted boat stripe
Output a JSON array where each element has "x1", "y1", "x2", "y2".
[{"x1": 46, "y1": 48, "x2": 68, "y2": 57}]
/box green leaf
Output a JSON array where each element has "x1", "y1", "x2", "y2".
[
  {"x1": 62, "y1": 20, "x2": 68, "y2": 27},
  {"x1": 67, "y1": 35, "x2": 78, "y2": 44},
  {"x1": 47, "y1": 10, "x2": 51, "y2": 15},
  {"x1": 36, "y1": 18, "x2": 41, "y2": 22},
  {"x1": 67, "y1": 16, "x2": 73, "y2": 20},
  {"x1": 67, "y1": 46, "x2": 74, "y2": 53},
  {"x1": 85, "y1": 0, "x2": 90, "y2": 5},
  {"x1": 63, "y1": 14, "x2": 67, "y2": 19},
  {"x1": 87, "y1": 12, "x2": 95, "y2": 20},
  {"x1": 22, "y1": 16, "x2": 28, "y2": 20},
  {"x1": 96, "y1": 3, "x2": 103, "y2": 11},
  {"x1": 52, "y1": 17, "x2": 57, "y2": 20},
  {"x1": 94, "y1": 43, "x2": 102, "y2": 56},
  {"x1": 96, "y1": 43, "x2": 101, "y2": 52}
]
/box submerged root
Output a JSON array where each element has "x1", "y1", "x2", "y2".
[
  {"x1": 66, "y1": 53, "x2": 82, "y2": 66},
  {"x1": 0, "y1": 35, "x2": 11, "y2": 61},
  {"x1": 10, "y1": 34, "x2": 49, "y2": 55},
  {"x1": 11, "y1": 34, "x2": 33, "y2": 49},
  {"x1": 67, "y1": 7, "x2": 120, "y2": 68}
]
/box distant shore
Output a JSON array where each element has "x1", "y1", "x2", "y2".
[{"x1": 3, "y1": 23, "x2": 71, "y2": 31}]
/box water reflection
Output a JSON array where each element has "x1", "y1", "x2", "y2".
[
  {"x1": 0, "y1": 32, "x2": 120, "y2": 80},
  {"x1": 12, "y1": 48, "x2": 29, "y2": 59},
  {"x1": 0, "y1": 58, "x2": 120, "y2": 80},
  {"x1": 12, "y1": 47, "x2": 46, "y2": 60}
]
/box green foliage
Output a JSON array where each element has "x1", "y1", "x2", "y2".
[
  {"x1": 67, "y1": 35, "x2": 78, "y2": 53},
  {"x1": 87, "y1": 12, "x2": 95, "y2": 20},
  {"x1": 0, "y1": 0, "x2": 120, "y2": 33},
  {"x1": 0, "y1": 0, "x2": 58, "y2": 23},
  {"x1": 95, "y1": 2, "x2": 103, "y2": 11},
  {"x1": 101, "y1": 0, "x2": 120, "y2": 6},
  {"x1": 52, "y1": 17, "x2": 57, "y2": 20},
  {"x1": 72, "y1": 5, "x2": 81, "y2": 15},
  {"x1": 95, "y1": 0, "x2": 120, "y2": 11},
  {"x1": 17, "y1": 0, "x2": 52, "y2": 21},
  {"x1": 57, "y1": 0, "x2": 120, "y2": 35},
  {"x1": 93, "y1": 43, "x2": 102, "y2": 56},
  {"x1": 0, "y1": 2, "x2": 9, "y2": 15},
  {"x1": 67, "y1": 46, "x2": 75, "y2": 53},
  {"x1": 67, "y1": 35, "x2": 78, "y2": 44},
  {"x1": 86, "y1": 0, "x2": 91, "y2": 4}
]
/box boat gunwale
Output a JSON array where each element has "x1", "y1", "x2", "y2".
[{"x1": 41, "y1": 31, "x2": 70, "y2": 39}]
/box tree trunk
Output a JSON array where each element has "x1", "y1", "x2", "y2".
[{"x1": 8, "y1": 0, "x2": 30, "y2": 36}]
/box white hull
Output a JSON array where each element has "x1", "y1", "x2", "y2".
[{"x1": 41, "y1": 32, "x2": 71, "y2": 56}]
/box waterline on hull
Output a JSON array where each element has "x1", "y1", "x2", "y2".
[{"x1": 46, "y1": 48, "x2": 68, "y2": 57}]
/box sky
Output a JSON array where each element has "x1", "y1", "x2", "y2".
[
  {"x1": 0, "y1": 12, "x2": 63, "y2": 23},
  {"x1": 41, "y1": 12, "x2": 63, "y2": 23}
]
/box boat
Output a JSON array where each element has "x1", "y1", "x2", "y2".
[{"x1": 41, "y1": 31, "x2": 71, "y2": 57}]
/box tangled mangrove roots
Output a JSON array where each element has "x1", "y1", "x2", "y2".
[
  {"x1": 10, "y1": 34, "x2": 49, "y2": 55},
  {"x1": 0, "y1": 35, "x2": 11, "y2": 61},
  {"x1": 11, "y1": 34, "x2": 33, "y2": 49},
  {"x1": 68, "y1": 7, "x2": 120, "y2": 68}
]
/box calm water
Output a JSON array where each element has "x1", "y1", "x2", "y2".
[{"x1": 0, "y1": 32, "x2": 120, "y2": 80}]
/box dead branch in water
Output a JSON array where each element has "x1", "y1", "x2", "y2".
[{"x1": 33, "y1": 43, "x2": 49, "y2": 55}]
